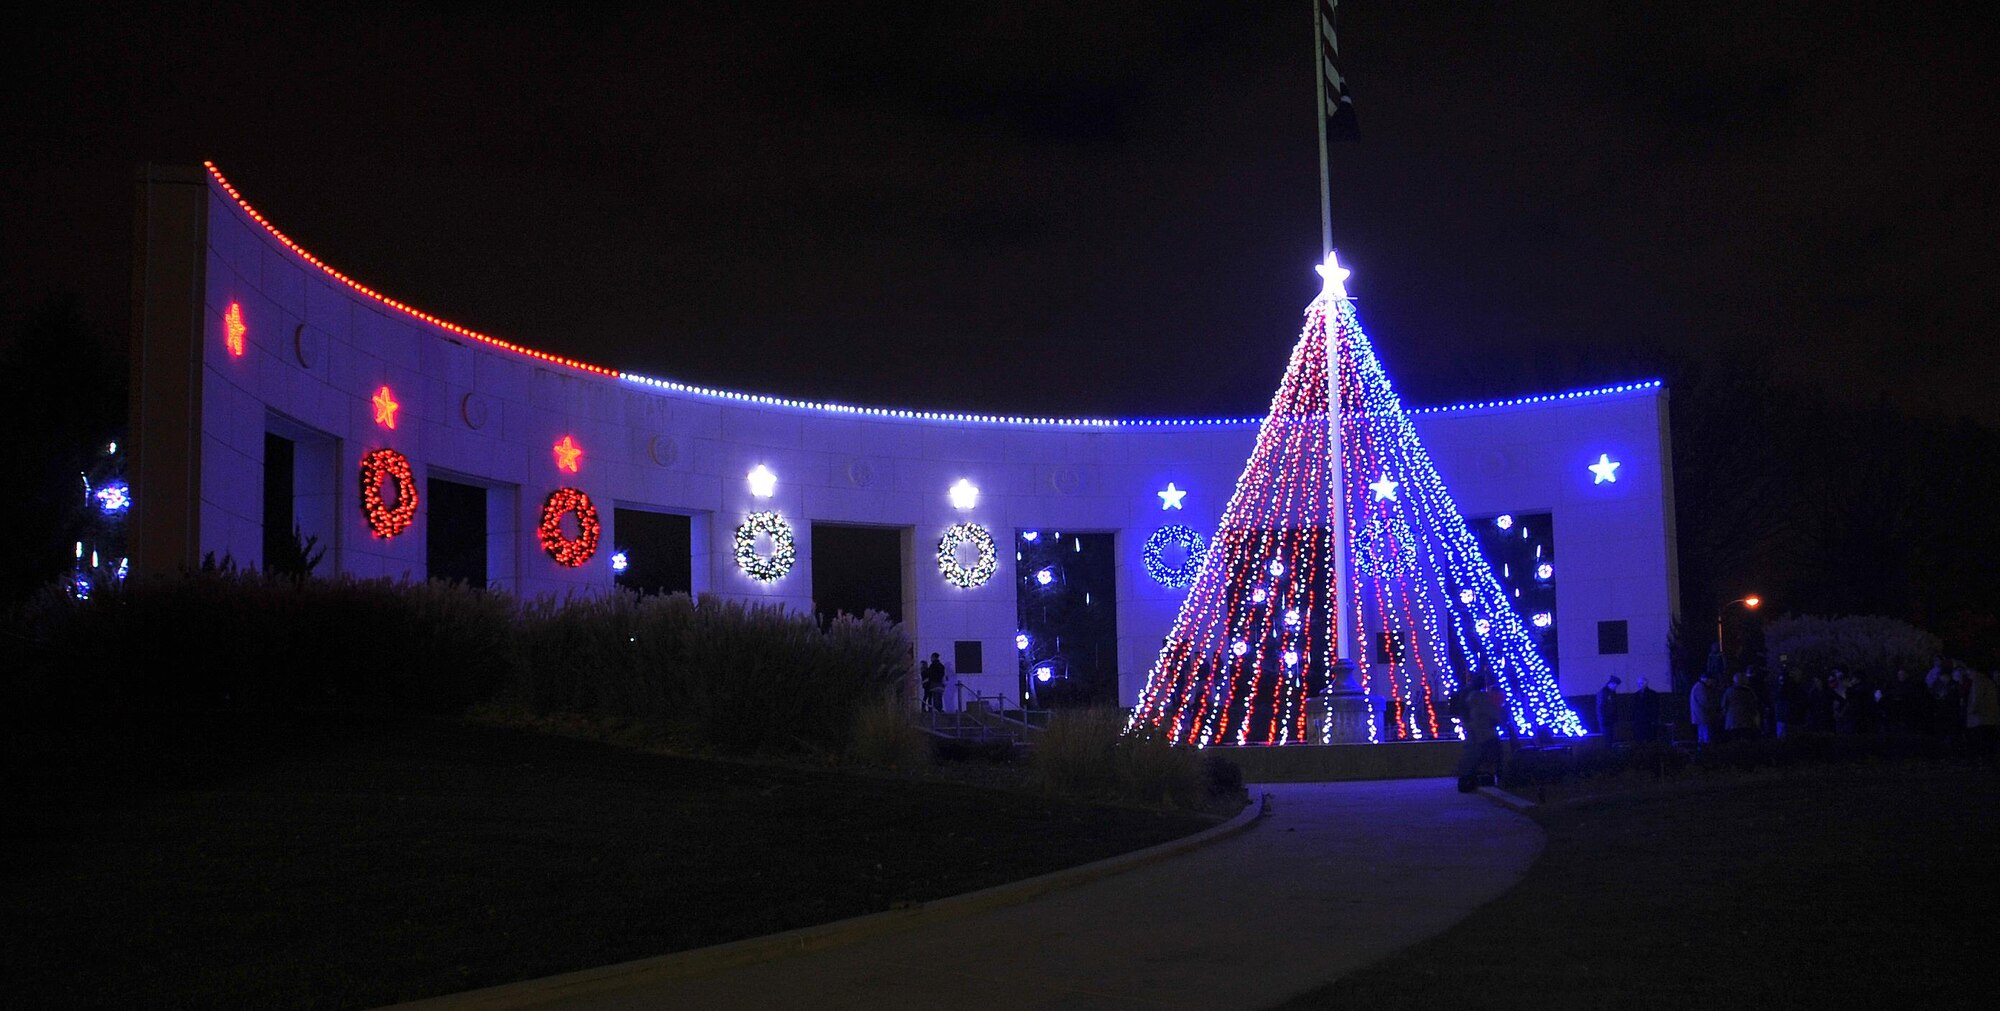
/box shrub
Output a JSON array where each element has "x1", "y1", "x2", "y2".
[
  {"x1": 1027, "y1": 708, "x2": 1216, "y2": 811},
  {"x1": 2, "y1": 570, "x2": 519, "y2": 715},
  {"x1": 1115, "y1": 726, "x2": 1205, "y2": 809},
  {"x1": 1202, "y1": 751, "x2": 1245, "y2": 798},
  {"x1": 668, "y1": 600, "x2": 909, "y2": 754},
  {"x1": 1027, "y1": 707, "x2": 1122, "y2": 797},
  {"x1": 516, "y1": 590, "x2": 659, "y2": 721},
  {"x1": 2, "y1": 575, "x2": 913, "y2": 758},
  {"x1": 933, "y1": 737, "x2": 1018, "y2": 763},
  {"x1": 847, "y1": 695, "x2": 931, "y2": 773}
]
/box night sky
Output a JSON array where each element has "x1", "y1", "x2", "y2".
[{"x1": 8, "y1": 2, "x2": 1997, "y2": 422}]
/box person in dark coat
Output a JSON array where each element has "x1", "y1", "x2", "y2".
[
  {"x1": 921, "y1": 652, "x2": 946, "y2": 713},
  {"x1": 1772, "y1": 667, "x2": 1808, "y2": 738},
  {"x1": 1596, "y1": 676, "x2": 1622, "y2": 740},
  {"x1": 1832, "y1": 670, "x2": 1869, "y2": 735},
  {"x1": 1455, "y1": 673, "x2": 1510, "y2": 793},
  {"x1": 1804, "y1": 673, "x2": 1836, "y2": 734},
  {"x1": 1690, "y1": 672, "x2": 1725, "y2": 744},
  {"x1": 1631, "y1": 677, "x2": 1662, "y2": 741},
  {"x1": 1933, "y1": 667, "x2": 1968, "y2": 745},
  {"x1": 1722, "y1": 669, "x2": 1763, "y2": 742},
  {"x1": 1885, "y1": 668, "x2": 1930, "y2": 737}
]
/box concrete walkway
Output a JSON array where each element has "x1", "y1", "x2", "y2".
[{"x1": 461, "y1": 779, "x2": 1542, "y2": 1010}]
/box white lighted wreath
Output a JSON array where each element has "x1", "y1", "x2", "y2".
[
  {"x1": 936, "y1": 522, "x2": 998, "y2": 588},
  {"x1": 734, "y1": 511, "x2": 796, "y2": 582}
]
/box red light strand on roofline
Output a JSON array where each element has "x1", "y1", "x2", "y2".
[{"x1": 202, "y1": 161, "x2": 617, "y2": 378}]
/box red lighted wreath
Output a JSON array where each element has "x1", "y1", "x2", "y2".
[
  {"x1": 358, "y1": 448, "x2": 418, "y2": 538},
  {"x1": 537, "y1": 487, "x2": 601, "y2": 567}
]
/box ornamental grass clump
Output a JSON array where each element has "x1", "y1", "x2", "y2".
[
  {"x1": 668, "y1": 599, "x2": 909, "y2": 754},
  {"x1": 1113, "y1": 725, "x2": 1207, "y2": 810},
  {"x1": 3, "y1": 572, "x2": 914, "y2": 758},
  {"x1": 847, "y1": 695, "x2": 932, "y2": 773},
  {"x1": 1028, "y1": 707, "x2": 1227, "y2": 811},
  {"x1": 516, "y1": 590, "x2": 660, "y2": 721},
  {"x1": 1026, "y1": 707, "x2": 1123, "y2": 798},
  {"x1": 3, "y1": 569, "x2": 518, "y2": 714}
]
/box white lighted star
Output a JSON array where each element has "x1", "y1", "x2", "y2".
[
  {"x1": 948, "y1": 478, "x2": 980, "y2": 510},
  {"x1": 1588, "y1": 453, "x2": 1621, "y2": 484},
  {"x1": 1315, "y1": 250, "x2": 1352, "y2": 303},
  {"x1": 1367, "y1": 472, "x2": 1399, "y2": 501},
  {"x1": 1158, "y1": 482, "x2": 1187, "y2": 510}
]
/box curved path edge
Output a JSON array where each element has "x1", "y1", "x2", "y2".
[{"x1": 384, "y1": 796, "x2": 1267, "y2": 1010}]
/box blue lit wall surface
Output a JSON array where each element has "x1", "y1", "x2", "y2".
[{"x1": 141, "y1": 170, "x2": 1679, "y2": 706}]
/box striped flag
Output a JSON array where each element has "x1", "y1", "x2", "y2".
[{"x1": 1318, "y1": 0, "x2": 1358, "y2": 141}]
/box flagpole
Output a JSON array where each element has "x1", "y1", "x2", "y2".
[
  {"x1": 1314, "y1": 1, "x2": 1359, "y2": 691},
  {"x1": 1314, "y1": 0, "x2": 1333, "y2": 258}
]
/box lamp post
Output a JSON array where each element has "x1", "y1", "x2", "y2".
[{"x1": 1716, "y1": 595, "x2": 1762, "y2": 662}]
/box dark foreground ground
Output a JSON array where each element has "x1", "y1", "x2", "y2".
[
  {"x1": 1279, "y1": 758, "x2": 2000, "y2": 1009},
  {"x1": 0, "y1": 715, "x2": 1211, "y2": 1009}
]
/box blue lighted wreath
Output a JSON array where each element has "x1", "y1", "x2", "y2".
[
  {"x1": 1144, "y1": 524, "x2": 1208, "y2": 588},
  {"x1": 1354, "y1": 512, "x2": 1416, "y2": 578}
]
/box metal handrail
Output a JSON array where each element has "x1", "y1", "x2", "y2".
[{"x1": 920, "y1": 683, "x2": 1053, "y2": 745}]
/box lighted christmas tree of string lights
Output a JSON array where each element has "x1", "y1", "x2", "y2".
[{"x1": 1128, "y1": 254, "x2": 1585, "y2": 745}]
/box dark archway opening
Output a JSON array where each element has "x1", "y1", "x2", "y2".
[
  {"x1": 613, "y1": 508, "x2": 693, "y2": 596},
  {"x1": 811, "y1": 523, "x2": 904, "y2": 624}
]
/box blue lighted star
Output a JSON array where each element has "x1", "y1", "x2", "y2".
[
  {"x1": 1588, "y1": 453, "x2": 1621, "y2": 484},
  {"x1": 1158, "y1": 482, "x2": 1187, "y2": 510}
]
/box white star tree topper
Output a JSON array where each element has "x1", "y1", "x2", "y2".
[{"x1": 1315, "y1": 250, "x2": 1353, "y2": 303}]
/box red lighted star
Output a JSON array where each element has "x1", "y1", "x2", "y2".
[
  {"x1": 224, "y1": 302, "x2": 246, "y2": 357},
  {"x1": 372, "y1": 386, "x2": 400, "y2": 429},
  {"x1": 553, "y1": 435, "x2": 583, "y2": 473}
]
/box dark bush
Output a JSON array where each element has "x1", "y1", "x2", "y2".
[
  {"x1": 4, "y1": 570, "x2": 516, "y2": 714},
  {"x1": 668, "y1": 600, "x2": 910, "y2": 754},
  {"x1": 1202, "y1": 752, "x2": 1245, "y2": 798},
  {"x1": 1496, "y1": 730, "x2": 1966, "y2": 796},
  {"x1": 933, "y1": 738, "x2": 1019, "y2": 763},
  {"x1": 3, "y1": 576, "x2": 912, "y2": 759}
]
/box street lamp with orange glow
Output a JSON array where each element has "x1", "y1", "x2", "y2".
[{"x1": 1716, "y1": 595, "x2": 1762, "y2": 661}]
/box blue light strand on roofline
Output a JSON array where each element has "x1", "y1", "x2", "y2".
[
  {"x1": 618, "y1": 372, "x2": 1664, "y2": 429},
  {"x1": 1401, "y1": 380, "x2": 1663, "y2": 417}
]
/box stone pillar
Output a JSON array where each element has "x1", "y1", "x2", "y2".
[{"x1": 1318, "y1": 659, "x2": 1374, "y2": 744}]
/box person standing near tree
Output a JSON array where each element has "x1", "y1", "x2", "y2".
[
  {"x1": 1631, "y1": 677, "x2": 1661, "y2": 742},
  {"x1": 1691, "y1": 671, "x2": 1724, "y2": 745},
  {"x1": 1887, "y1": 667, "x2": 1930, "y2": 737},
  {"x1": 1804, "y1": 672, "x2": 1835, "y2": 733},
  {"x1": 1455, "y1": 673, "x2": 1510, "y2": 793},
  {"x1": 1596, "y1": 676, "x2": 1622, "y2": 741},
  {"x1": 1935, "y1": 665, "x2": 1969, "y2": 746},
  {"x1": 921, "y1": 652, "x2": 946, "y2": 713},
  {"x1": 1722, "y1": 669, "x2": 1762, "y2": 742},
  {"x1": 1773, "y1": 666, "x2": 1808, "y2": 739},
  {"x1": 1966, "y1": 667, "x2": 2000, "y2": 755}
]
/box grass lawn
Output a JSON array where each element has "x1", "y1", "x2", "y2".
[
  {"x1": 1277, "y1": 758, "x2": 2000, "y2": 1009},
  {"x1": 1, "y1": 714, "x2": 1215, "y2": 1009}
]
